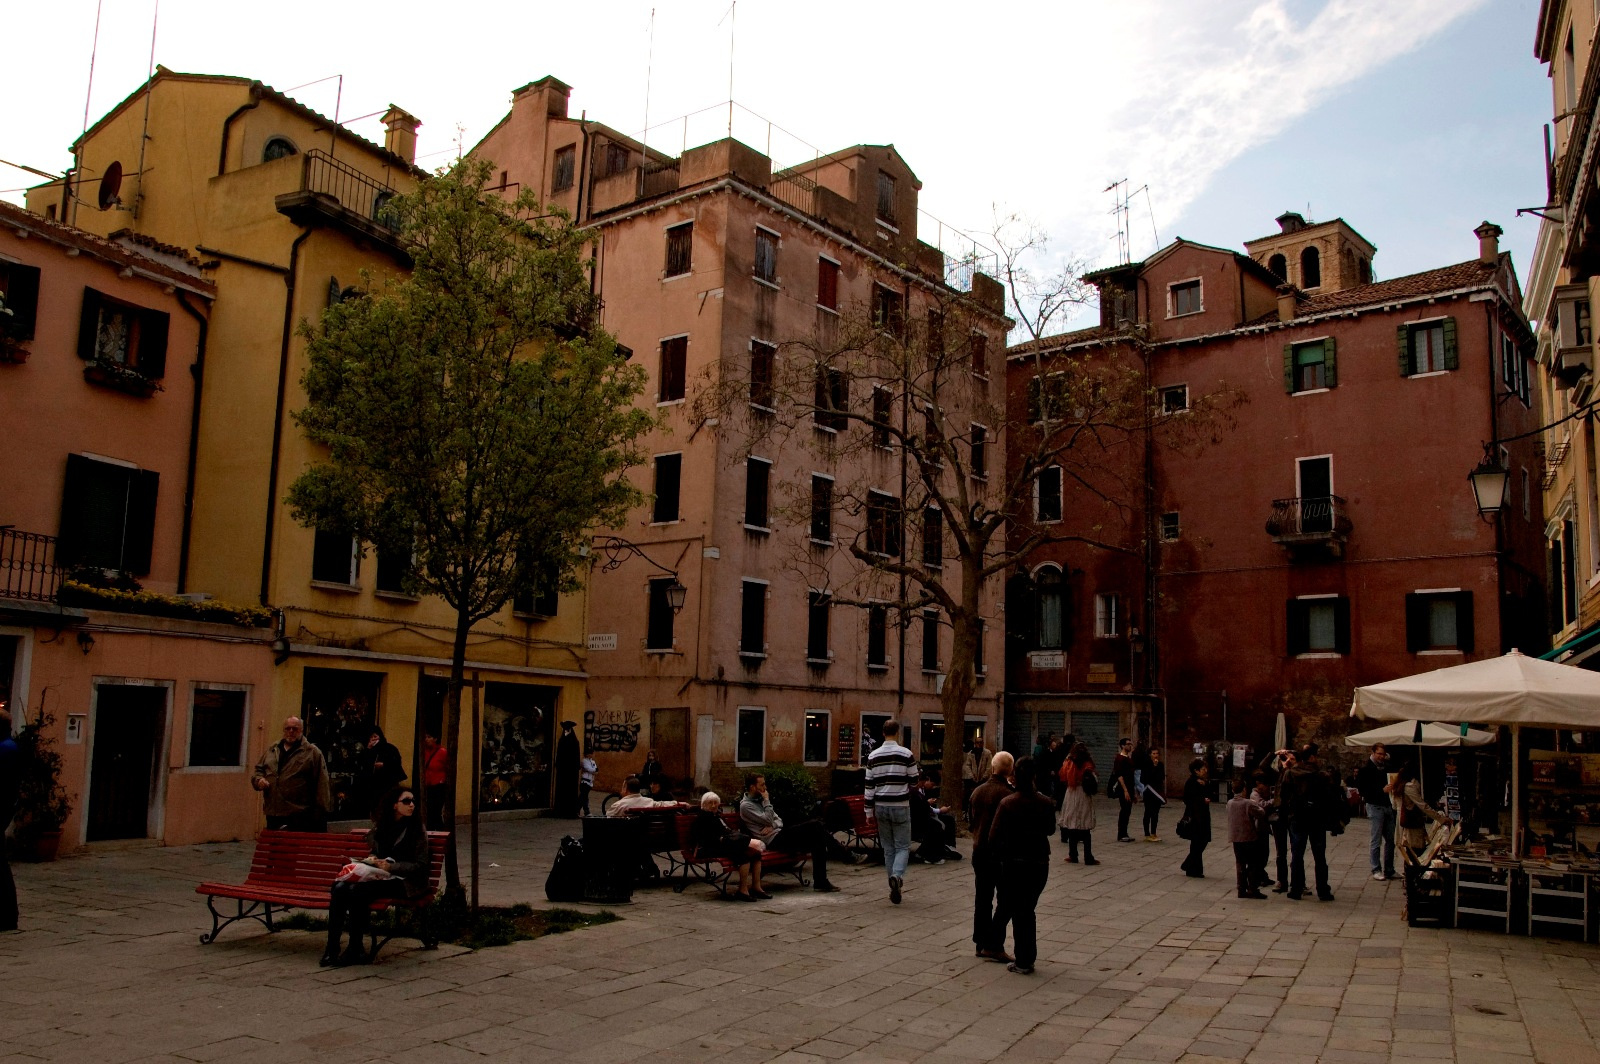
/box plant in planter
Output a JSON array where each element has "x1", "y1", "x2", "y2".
[
  {"x1": 12, "y1": 712, "x2": 73, "y2": 861},
  {"x1": 0, "y1": 292, "x2": 27, "y2": 365},
  {"x1": 83, "y1": 357, "x2": 162, "y2": 396}
]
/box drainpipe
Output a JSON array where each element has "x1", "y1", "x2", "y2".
[
  {"x1": 897, "y1": 279, "x2": 912, "y2": 718},
  {"x1": 174, "y1": 290, "x2": 210, "y2": 593},
  {"x1": 217, "y1": 84, "x2": 265, "y2": 177},
  {"x1": 576, "y1": 112, "x2": 592, "y2": 225},
  {"x1": 260, "y1": 227, "x2": 314, "y2": 606}
]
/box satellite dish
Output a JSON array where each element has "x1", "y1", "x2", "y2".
[{"x1": 97, "y1": 162, "x2": 123, "y2": 210}]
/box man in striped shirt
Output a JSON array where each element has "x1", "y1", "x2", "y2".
[{"x1": 865, "y1": 719, "x2": 918, "y2": 904}]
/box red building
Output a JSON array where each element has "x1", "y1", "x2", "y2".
[{"x1": 1003, "y1": 215, "x2": 1546, "y2": 773}]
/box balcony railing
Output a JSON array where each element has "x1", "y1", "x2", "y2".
[
  {"x1": 300, "y1": 149, "x2": 399, "y2": 229},
  {"x1": 0, "y1": 528, "x2": 62, "y2": 603},
  {"x1": 1266, "y1": 495, "x2": 1352, "y2": 555}
]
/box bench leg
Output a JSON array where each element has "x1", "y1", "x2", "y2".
[{"x1": 199, "y1": 896, "x2": 277, "y2": 944}]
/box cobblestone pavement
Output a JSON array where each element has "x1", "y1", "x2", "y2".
[{"x1": 5, "y1": 806, "x2": 1600, "y2": 1064}]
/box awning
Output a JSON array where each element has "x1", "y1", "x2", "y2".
[{"x1": 1539, "y1": 622, "x2": 1600, "y2": 663}]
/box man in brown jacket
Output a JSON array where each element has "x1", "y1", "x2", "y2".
[
  {"x1": 970, "y1": 751, "x2": 1015, "y2": 962},
  {"x1": 252, "y1": 717, "x2": 332, "y2": 831}
]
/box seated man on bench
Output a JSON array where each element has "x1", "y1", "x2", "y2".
[
  {"x1": 609, "y1": 775, "x2": 688, "y2": 816},
  {"x1": 739, "y1": 773, "x2": 841, "y2": 893},
  {"x1": 911, "y1": 772, "x2": 963, "y2": 865}
]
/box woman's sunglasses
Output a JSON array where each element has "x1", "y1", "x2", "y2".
[{"x1": 397, "y1": 797, "x2": 416, "y2": 805}]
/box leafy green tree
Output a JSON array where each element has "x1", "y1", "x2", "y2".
[{"x1": 289, "y1": 160, "x2": 653, "y2": 890}]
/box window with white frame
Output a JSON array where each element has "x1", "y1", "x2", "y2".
[
  {"x1": 754, "y1": 227, "x2": 779, "y2": 285},
  {"x1": 1405, "y1": 590, "x2": 1473, "y2": 653},
  {"x1": 803, "y1": 710, "x2": 831, "y2": 764},
  {"x1": 867, "y1": 604, "x2": 890, "y2": 668},
  {"x1": 736, "y1": 706, "x2": 766, "y2": 764},
  {"x1": 807, "y1": 591, "x2": 831, "y2": 662},
  {"x1": 311, "y1": 529, "x2": 359, "y2": 585},
  {"x1": 1037, "y1": 566, "x2": 1064, "y2": 649},
  {"x1": 1169, "y1": 279, "x2": 1201, "y2": 317},
  {"x1": 188, "y1": 685, "x2": 248, "y2": 767},
  {"x1": 1160, "y1": 512, "x2": 1180, "y2": 541},
  {"x1": 740, "y1": 580, "x2": 767, "y2": 657},
  {"x1": 1035, "y1": 466, "x2": 1063, "y2": 522},
  {"x1": 1094, "y1": 593, "x2": 1121, "y2": 638},
  {"x1": 1287, "y1": 595, "x2": 1350, "y2": 655},
  {"x1": 1160, "y1": 384, "x2": 1189, "y2": 414}
]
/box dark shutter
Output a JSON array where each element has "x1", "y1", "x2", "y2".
[
  {"x1": 646, "y1": 578, "x2": 675, "y2": 649},
  {"x1": 1286, "y1": 599, "x2": 1309, "y2": 656},
  {"x1": 659, "y1": 337, "x2": 687, "y2": 401},
  {"x1": 653, "y1": 454, "x2": 682, "y2": 523},
  {"x1": 1333, "y1": 596, "x2": 1351, "y2": 654},
  {"x1": 1322, "y1": 337, "x2": 1337, "y2": 388},
  {"x1": 57, "y1": 453, "x2": 134, "y2": 570},
  {"x1": 1549, "y1": 541, "x2": 1563, "y2": 632},
  {"x1": 741, "y1": 581, "x2": 766, "y2": 655},
  {"x1": 1442, "y1": 316, "x2": 1459, "y2": 371},
  {"x1": 1404, "y1": 592, "x2": 1427, "y2": 652},
  {"x1": 3, "y1": 263, "x2": 41, "y2": 340},
  {"x1": 810, "y1": 476, "x2": 832, "y2": 541},
  {"x1": 138, "y1": 308, "x2": 170, "y2": 378},
  {"x1": 745, "y1": 459, "x2": 769, "y2": 528},
  {"x1": 1007, "y1": 574, "x2": 1038, "y2": 652},
  {"x1": 922, "y1": 507, "x2": 943, "y2": 567},
  {"x1": 1397, "y1": 324, "x2": 1411, "y2": 376},
  {"x1": 1283, "y1": 343, "x2": 1295, "y2": 393},
  {"x1": 123, "y1": 468, "x2": 159, "y2": 575},
  {"x1": 922, "y1": 610, "x2": 939, "y2": 671},
  {"x1": 807, "y1": 592, "x2": 829, "y2": 660},
  {"x1": 867, "y1": 605, "x2": 888, "y2": 665},
  {"x1": 78, "y1": 288, "x2": 104, "y2": 361},
  {"x1": 1455, "y1": 590, "x2": 1474, "y2": 653}
]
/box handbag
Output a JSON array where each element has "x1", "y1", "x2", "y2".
[
  {"x1": 1175, "y1": 814, "x2": 1193, "y2": 840},
  {"x1": 1082, "y1": 770, "x2": 1099, "y2": 797}
]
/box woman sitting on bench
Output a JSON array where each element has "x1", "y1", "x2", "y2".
[
  {"x1": 690, "y1": 792, "x2": 765, "y2": 902},
  {"x1": 322, "y1": 785, "x2": 430, "y2": 967}
]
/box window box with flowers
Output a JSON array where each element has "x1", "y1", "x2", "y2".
[
  {"x1": 0, "y1": 287, "x2": 33, "y2": 364},
  {"x1": 77, "y1": 287, "x2": 169, "y2": 397},
  {"x1": 83, "y1": 357, "x2": 163, "y2": 397}
]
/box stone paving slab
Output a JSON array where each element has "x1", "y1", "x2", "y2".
[{"x1": 5, "y1": 806, "x2": 1600, "y2": 1062}]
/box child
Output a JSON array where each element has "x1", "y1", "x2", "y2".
[
  {"x1": 578, "y1": 754, "x2": 598, "y2": 817},
  {"x1": 1227, "y1": 778, "x2": 1267, "y2": 899}
]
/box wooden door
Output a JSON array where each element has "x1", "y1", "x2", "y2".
[
  {"x1": 651, "y1": 707, "x2": 690, "y2": 788},
  {"x1": 88, "y1": 683, "x2": 166, "y2": 841}
]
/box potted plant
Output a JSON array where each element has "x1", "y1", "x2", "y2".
[
  {"x1": 12, "y1": 712, "x2": 72, "y2": 860},
  {"x1": 0, "y1": 291, "x2": 27, "y2": 365}
]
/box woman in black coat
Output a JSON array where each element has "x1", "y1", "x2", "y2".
[
  {"x1": 360, "y1": 726, "x2": 406, "y2": 816},
  {"x1": 988, "y1": 756, "x2": 1056, "y2": 975},
  {"x1": 324, "y1": 784, "x2": 431, "y2": 967},
  {"x1": 1179, "y1": 758, "x2": 1212, "y2": 878},
  {"x1": 689, "y1": 791, "x2": 763, "y2": 901}
]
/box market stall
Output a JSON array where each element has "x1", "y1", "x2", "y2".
[{"x1": 1350, "y1": 649, "x2": 1600, "y2": 938}]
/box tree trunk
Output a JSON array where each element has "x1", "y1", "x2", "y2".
[
  {"x1": 940, "y1": 604, "x2": 979, "y2": 814},
  {"x1": 440, "y1": 610, "x2": 470, "y2": 898}
]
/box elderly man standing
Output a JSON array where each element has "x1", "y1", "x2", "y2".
[
  {"x1": 252, "y1": 717, "x2": 332, "y2": 831},
  {"x1": 970, "y1": 750, "x2": 1015, "y2": 961}
]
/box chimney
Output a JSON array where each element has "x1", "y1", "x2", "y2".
[
  {"x1": 512, "y1": 76, "x2": 572, "y2": 119},
  {"x1": 1475, "y1": 220, "x2": 1504, "y2": 264},
  {"x1": 1276, "y1": 284, "x2": 1298, "y2": 323},
  {"x1": 1276, "y1": 211, "x2": 1306, "y2": 234},
  {"x1": 382, "y1": 106, "x2": 421, "y2": 165}
]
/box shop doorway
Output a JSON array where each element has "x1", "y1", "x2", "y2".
[
  {"x1": 651, "y1": 707, "x2": 690, "y2": 788},
  {"x1": 301, "y1": 667, "x2": 382, "y2": 819},
  {"x1": 480, "y1": 681, "x2": 557, "y2": 811},
  {"x1": 1071, "y1": 711, "x2": 1121, "y2": 778},
  {"x1": 87, "y1": 683, "x2": 167, "y2": 841}
]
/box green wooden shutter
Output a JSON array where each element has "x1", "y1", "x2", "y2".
[
  {"x1": 1333, "y1": 597, "x2": 1352, "y2": 654},
  {"x1": 123, "y1": 469, "x2": 160, "y2": 575},
  {"x1": 1397, "y1": 324, "x2": 1411, "y2": 376},
  {"x1": 1455, "y1": 590, "x2": 1474, "y2": 654},
  {"x1": 1404, "y1": 593, "x2": 1427, "y2": 652},
  {"x1": 1323, "y1": 337, "x2": 1338, "y2": 388},
  {"x1": 3, "y1": 263, "x2": 41, "y2": 340},
  {"x1": 1286, "y1": 599, "x2": 1308, "y2": 655},
  {"x1": 1283, "y1": 343, "x2": 1295, "y2": 393},
  {"x1": 77, "y1": 287, "x2": 104, "y2": 361},
  {"x1": 1442, "y1": 316, "x2": 1458, "y2": 371},
  {"x1": 138, "y1": 308, "x2": 169, "y2": 378}
]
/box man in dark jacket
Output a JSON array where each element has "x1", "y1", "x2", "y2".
[
  {"x1": 1112, "y1": 738, "x2": 1136, "y2": 842},
  {"x1": 251, "y1": 717, "x2": 332, "y2": 831},
  {"x1": 1355, "y1": 743, "x2": 1395, "y2": 881},
  {"x1": 1279, "y1": 746, "x2": 1336, "y2": 901},
  {"x1": 969, "y1": 752, "x2": 1015, "y2": 962}
]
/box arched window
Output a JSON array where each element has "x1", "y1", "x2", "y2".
[
  {"x1": 1036, "y1": 565, "x2": 1064, "y2": 650},
  {"x1": 1358, "y1": 257, "x2": 1372, "y2": 284},
  {"x1": 372, "y1": 191, "x2": 396, "y2": 228},
  {"x1": 1300, "y1": 246, "x2": 1322, "y2": 288},
  {"x1": 1267, "y1": 253, "x2": 1287, "y2": 281},
  {"x1": 262, "y1": 137, "x2": 298, "y2": 163}
]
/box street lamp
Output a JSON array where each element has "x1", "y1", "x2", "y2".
[
  {"x1": 594, "y1": 536, "x2": 688, "y2": 613},
  {"x1": 1468, "y1": 450, "x2": 1509, "y2": 517},
  {"x1": 665, "y1": 578, "x2": 688, "y2": 613}
]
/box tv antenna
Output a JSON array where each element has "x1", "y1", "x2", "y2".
[{"x1": 1106, "y1": 178, "x2": 1153, "y2": 264}]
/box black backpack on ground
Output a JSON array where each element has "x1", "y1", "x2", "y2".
[{"x1": 544, "y1": 835, "x2": 587, "y2": 902}]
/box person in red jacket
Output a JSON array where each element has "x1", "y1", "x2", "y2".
[{"x1": 420, "y1": 732, "x2": 449, "y2": 830}]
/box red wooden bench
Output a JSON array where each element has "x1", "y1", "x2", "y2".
[
  {"x1": 667, "y1": 812, "x2": 809, "y2": 896},
  {"x1": 196, "y1": 829, "x2": 448, "y2": 960},
  {"x1": 828, "y1": 795, "x2": 881, "y2": 858}
]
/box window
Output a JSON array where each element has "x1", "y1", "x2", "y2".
[
  {"x1": 513, "y1": 567, "x2": 559, "y2": 618},
  {"x1": 1406, "y1": 591, "x2": 1473, "y2": 653},
  {"x1": 975, "y1": 619, "x2": 987, "y2": 677},
  {"x1": 552, "y1": 145, "x2": 576, "y2": 191},
  {"x1": 970, "y1": 424, "x2": 987, "y2": 479},
  {"x1": 817, "y1": 256, "x2": 839, "y2": 311},
  {"x1": 873, "y1": 284, "x2": 905, "y2": 336},
  {"x1": 970, "y1": 333, "x2": 989, "y2": 378},
  {"x1": 77, "y1": 288, "x2": 169, "y2": 377},
  {"x1": 740, "y1": 580, "x2": 767, "y2": 656},
  {"x1": 814, "y1": 364, "x2": 848, "y2": 431},
  {"x1": 1522, "y1": 467, "x2": 1532, "y2": 521},
  {"x1": 1358, "y1": 257, "x2": 1372, "y2": 284},
  {"x1": 744, "y1": 457, "x2": 771, "y2": 529},
  {"x1": 872, "y1": 386, "x2": 893, "y2": 447},
  {"x1": 0, "y1": 260, "x2": 42, "y2": 341},
  {"x1": 1170, "y1": 279, "x2": 1201, "y2": 317},
  {"x1": 1285, "y1": 338, "x2": 1336, "y2": 392},
  {"x1": 262, "y1": 136, "x2": 297, "y2": 162},
  {"x1": 665, "y1": 222, "x2": 693, "y2": 278},
  {"x1": 921, "y1": 609, "x2": 940, "y2": 672},
  {"x1": 646, "y1": 577, "x2": 676, "y2": 650},
  {"x1": 1400, "y1": 319, "x2": 1455, "y2": 376},
  {"x1": 311, "y1": 528, "x2": 359, "y2": 585},
  {"x1": 876, "y1": 170, "x2": 897, "y2": 224},
  {"x1": 188, "y1": 686, "x2": 248, "y2": 767},
  {"x1": 866, "y1": 491, "x2": 903, "y2": 556},
  {"x1": 803, "y1": 710, "x2": 831, "y2": 764},
  {"x1": 1300, "y1": 246, "x2": 1322, "y2": 288},
  {"x1": 1501, "y1": 333, "x2": 1528, "y2": 402},
  {"x1": 922, "y1": 507, "x2": 943, "y2": 568},
  {"x1": 1160, "y1": 512, "x2": 1180, "y2": 541},
  {"x1": 1035, "y1": 466, "x2": 1063, "y2": 522},
  {"x1": 1267, "y1": 253, "x2": 1287, "y2": 281},
  {"x1": 659, "y1": 335, "x2": 687, "y2": 402},
  {"x1": 754, "y1": 228, "x2": 778, "y2": 285},
  {"x1": 867, "y1": 605, "x2": 890, "y2": 667},
  {"x1": 1566, "y1": 29, "x2": 1579, "y2": 109},
  {"x1": 56, "y1": 454, "x2": 159, "y2": 575},
  {"x1": 810, "y1": 475, "x2": 833, "y2": 543},
  {"x1": 736, "y1": 706, "x2": 766, "y2": 764},
  {"x1": 1095, "y1": 593, "x2": 1121, "y2": 638},
  {"x1": 749, "y1": 341, "x2": 775, "y2": 410},
  {"x1": 604, "y1": 142, "x2": 630, "y2": 176},
  {"x1": 652, "y1": 453, "x2": 682, "y2": 523},
  {"x1": 374, "y1": 539, "x2": 413, "y2": 595},
  {"x1": 807, "y1": 591, "x2": 831, "y2": 661},
  {"x1": 1160, "y1": 384, "x2": 1189, "y2": 414},
  {"x1": 1287, "y1": 595, "x2": 1350, "y2": 655},
  {"x1": 1027, "y1": 372, "x2": 1069, "y2": 423},
  {"x1": 922, "y1": 405, "x2": 943, "y2": 467},
  {"x1": 372, "y1": 192, "x2": 395, "y2": 226},
  {"x1": 1036, "y1": 566, "x2": 1064, "y2": 649}
]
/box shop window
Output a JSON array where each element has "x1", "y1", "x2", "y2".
[
  {"x1": 803, "y1": 710, "x2": 831, "y2": 764},
  {"x1": 665, "y1": 222, "x2": 693, "y2": 278},
  {"x1": 480, "y1": 681, "x2": 557, "y2": 811},
  {"x1": 659, "y1": 335, "x2": 687, "y2": 402},
  {"x1": 736, "y1": 706, "x2": 766, "y2": 764},
  {"x1": 1287, "y1": 595, "x2": 1350, "y2": 655},
  {"x1": 311, "y1": 528, "x2": 359, "y2": 586},
  {"x1": 55, "y1": 453, "x2": 158, "y2": 575},
  {"x1": 1406, "y1": 590, "x2": 1473, "y2": 652},
  {"x1": 300, "y1": 667, "x2": 380, "y2": 818},
  {"x1": 188, "y1": 686, "x2": 247, "y2": 767},
  {"x1": 653, "y1": 453, "x2": 682, "y2": 523}
]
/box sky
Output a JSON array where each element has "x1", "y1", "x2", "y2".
[{"x1": 0, "y1": 0, "x2": 1552, "y2": 329}]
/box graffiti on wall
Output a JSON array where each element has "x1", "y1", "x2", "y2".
[{"x1": 584, "y1": 708, "x2": 641, "y2": 753}]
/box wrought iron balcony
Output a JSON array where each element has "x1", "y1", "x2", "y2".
[
  {"x1": 275, "y1": 150, "x2": 407, "y2": 259},
  {"x1": 0, "y1": 527, "x2": 62, "y2": 603},
  {"x1": 1266, "y1": 495, "x2": 1351, "y2": 557}
]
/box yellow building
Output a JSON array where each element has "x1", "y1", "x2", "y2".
[{"x1": 26, "y1": 68, "x2": 590, "y2": 825}]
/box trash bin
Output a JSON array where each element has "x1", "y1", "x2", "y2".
[{"x1": 581, "y1": 815, "x2": 646, "y2": 903}]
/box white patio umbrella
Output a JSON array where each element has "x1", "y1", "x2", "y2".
[
  {"x1": 1345, "y1": 721, "x2": 1497, "y2": 748},
  {"x1": 1350, "y1": 650, "x2": 1600, "y2": 855}
]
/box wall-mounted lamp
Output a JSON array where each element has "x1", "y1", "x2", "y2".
[{"x1": 76, "y1": 630, "x2": 95, "y2": 655}]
